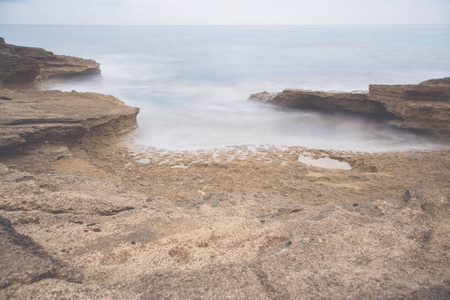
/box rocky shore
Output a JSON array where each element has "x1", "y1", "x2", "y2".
[
  {"x1": 0, "y1": 40, "x2": 449, "y2": 299},
  {"x1": 0, "y1": 37, "x2": 100, "y2": 88},
  {"x1": 250, "y1": 78, "x2": 450, "y2": 141},
  {"x1": 0, "y1": 89, "x2": 139, "y2": 152}
]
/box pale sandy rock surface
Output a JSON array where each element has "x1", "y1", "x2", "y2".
[
  {"x1": 0, "y1": 214, "x2": 83, "y2": 290},
  {"x1": 1, "y1": 136, "x2": 449, "y2": 298}
]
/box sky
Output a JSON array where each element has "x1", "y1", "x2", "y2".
[{"x1": 0, "y1": 0, "x2": 449, "y2": 26}]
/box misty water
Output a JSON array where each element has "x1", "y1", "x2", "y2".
[{"x1": 2, "y1": 25, "x2": 450, "y2": 151}]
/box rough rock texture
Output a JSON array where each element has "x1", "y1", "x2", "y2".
[
  {"x1": 0, "y1": 89, "x2": 139, "y2": 151},
  {"x1": 1, "y1": 139, "x2": 449, "y2": 298},
  {"x1": 249, "y1": 90, "x2": 392, "y2": 117},
  {"x1": 0, "y1": 37, "x2": 100, "y2": 87},
  {"x1": 0, "y1": 164, "x2": 144, "y2": 215},
  {"x1": 420, "y1": 77, "x2": 450, "y2": 86},
  {"x1": 369, "y1": 81, "x2": 450, "y2": 139},
  {"x1": 0, "y1": 214, "x2": 83, "y2": 290},
  {"x1": 250, "y1": 78, "x2": 450, "y2": 140}
]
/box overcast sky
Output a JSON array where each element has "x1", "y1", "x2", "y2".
[{"x1": 0, "y1": 0, "x2": 449, "y2": 25}]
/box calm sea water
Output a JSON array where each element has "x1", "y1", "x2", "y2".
[{"x1": 1, "y1": 25, "x2": 450, "y2": 151}]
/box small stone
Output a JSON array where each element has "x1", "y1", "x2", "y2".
[{"x1": 0, "y1": 163, "x2": 9, "y2": 174}]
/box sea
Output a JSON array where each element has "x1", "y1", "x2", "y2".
[{"x1": 1, "y1": 25, "x2": 449, "y2": 151}]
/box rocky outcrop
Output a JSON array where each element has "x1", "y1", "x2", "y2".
[
  {"x1": 250, "y1": 78, "x2": 450, "y2": 140},
  {"x1": 0, "y1": 89, "x2": 139, "y2": 151},
  {"x1": 0, "y1": 37, "x2": 100, "y2": 87},
  {"x1": 369, "y1": 79, "x2": 450, "y2": 139},
  {"x1": 420, "y1": 77, "x2": 450, "y2": 86},
  {"x1": 249, "y1": 90, "x2": 393, "y2": 117}
]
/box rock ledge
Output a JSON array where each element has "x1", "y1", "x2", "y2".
[
  {"x1": 250, "y1": 78, "x2": 450, "y2": 140},
  {"x1": 0, "y1": 89, "x2": 139, "y2": 151},
  {"x1": 0, "y1": 37, "x2": 101, "y2": 87}
]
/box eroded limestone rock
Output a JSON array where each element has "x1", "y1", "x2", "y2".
[
  {"x1": 0, "y1": 37, "x2": 100, "y2": 87},
  {"x1": 0, "y1": 168, "x2": 145, "y2": 215},
  {"x1": 249, "y1": 89, "x2": 390, "y2": 116},
  {"x1": 0, "y1": 89, "x2": 139, "y2": 151},
  {"x1": 249, "y1": 78, "x2": 450, "y2": 140},
  {"x1": 0, "y1": 215, "x2": 83, "y2": 289},
  {"x1": 369, "y1": 82, "x2": 450, "y2": 139}
]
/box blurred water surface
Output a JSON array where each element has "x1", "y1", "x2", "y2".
[{"x1": 1, "y1": 25, "x2": 449, "y2": 151}]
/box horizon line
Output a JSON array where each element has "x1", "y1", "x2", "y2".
[{"x1": 1, "y1": 23, "x2": 450, "y2": 27}]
